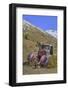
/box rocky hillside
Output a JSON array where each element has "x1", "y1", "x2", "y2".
[{"x1": 23, "y1": 20, "x2": 57, "y2": 62}]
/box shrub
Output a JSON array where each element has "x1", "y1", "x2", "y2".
[{"x1": 24, "y1": 33, "x2": 29, "y2": 40}]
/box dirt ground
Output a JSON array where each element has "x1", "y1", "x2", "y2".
[{"x1": 23, "y1": 64, "x2": 57, "y2": 75}]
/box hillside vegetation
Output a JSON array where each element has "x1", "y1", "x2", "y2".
[{"x1": 23, "y1": 21, "x2": 57, "y2": 68}]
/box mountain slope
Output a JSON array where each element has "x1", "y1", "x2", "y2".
[{"x1": 23, "y1": 20, "x2": 57, "y2": 61}]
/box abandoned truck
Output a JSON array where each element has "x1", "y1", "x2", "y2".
[{"x1": 27, "y1": 43, "x2": 53, "y2": 67}]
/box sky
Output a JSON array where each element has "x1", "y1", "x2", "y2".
[{"x1": 23, "y1": 15, "x2": 57, "y2": 31}]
